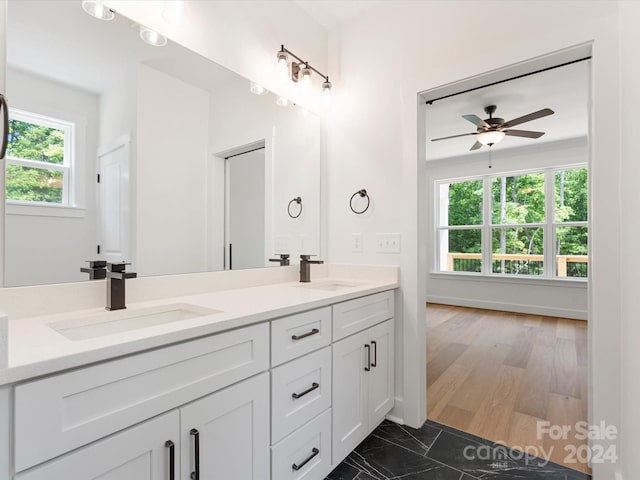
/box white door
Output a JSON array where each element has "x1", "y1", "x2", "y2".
[
  {"x1": 225, "y1": 148, "x2": 265, "y2": 270},
  {"x1": 332, "y1": 329, "x2": 369, "y2": 465},
  {"x1": 97, "y1": 135, "x2": 130, "y2": 265},
  {"x1": 368, "y1": 319, "x2": 395, "y2": 427},
  {"x1": 180, "y1": 372, "x2": 270, "y2": 480},
  {"x1": 16, "y1": 411, "x2": 179, "y2": 480}
]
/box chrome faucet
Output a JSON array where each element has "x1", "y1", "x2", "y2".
[
  {"x1": 299, "y1": 255, "x2": 323, "y2": 283},
  {"x1": 269, "y1": 254, "x2": 291, "y2": 266},
  {"x1": 106, "y1": 262, "x2": 137, "y2": 311}
]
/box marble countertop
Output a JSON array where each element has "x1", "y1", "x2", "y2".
[{"x1": 1, "y1": 274, "x2": 398, "y2": 386}]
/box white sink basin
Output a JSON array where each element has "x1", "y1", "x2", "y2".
[
  {"x1": 296, "y1": 281, "x2": 362, "y2": 291},
  {"x1": 48, "y1": 303, "x2": 221, "y2": 341}
]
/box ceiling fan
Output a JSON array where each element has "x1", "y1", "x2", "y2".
[{"x1": 431, "y1": 105, "x2": 555, "y2": 151}]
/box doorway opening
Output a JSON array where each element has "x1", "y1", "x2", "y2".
[
  {"x1": 422, "y1": 51, "x2": 591, "y2": 475},
  {"x1": 214, "y1": 140, "x2": 267, "y2": 271}
]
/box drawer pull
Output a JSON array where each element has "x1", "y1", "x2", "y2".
[
  {"x1": 371, "y1": 340, "x2": 377, "y2": 367},
  {"x1": 364, "y1": 344, "x2": 371, "y2": 372},
  {"x1": 292, "y1": 382, "x2": 319, "y2": 399},
  {"x1": 190, "y1": 428, "x2": 200, "y2": 480},
  {"x1": 165, "y1": 440, "x2": 175, "y2": 480},
  {"x1": 292, "y1": 447, "x2": 320, "y2": 471},
  {"x1": 292, "y1": 328, "x2": 319, "y2": 341}
]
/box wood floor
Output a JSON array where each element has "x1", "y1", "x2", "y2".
[{"x1": 426, "y1": 303, "x2": 590, "y2": 474}]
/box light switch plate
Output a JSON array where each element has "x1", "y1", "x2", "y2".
[
  {"x1": 352, "y1": 233, "x2": 363, "y2": 253},
  {"x1": 376, "y1": 233, "x2": 401, "y2": 253}
]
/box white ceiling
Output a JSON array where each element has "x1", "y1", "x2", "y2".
[
  {"x1": 293, "y1": 0, "x2": 375, "y2": 29},
  {"x1": 7, "y1": 0, "x2": 241, "y2": 96},
  {"x1": 425, "y1": 60, "x2": 589, "y2": 160}
]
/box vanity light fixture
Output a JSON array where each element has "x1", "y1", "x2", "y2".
[
  {"x1": 162, "y1": 0, "x2": 185, "y2": 25},
  {"x1": 276, "y1": 45, "x2": 332, "y2": 101},
  {"x1": 139, "y1": 25, "x2": 168, "y2": 47},
  {"x1": 322, "y1": 80, "x2": 332, "y2": 104},
  {"x1": 276, "y1": 50, "x2": 289, "y2": 80},
  {"x1": 81, "y1": 0, "x2": 115, "y2": 21},
  {"x1": 477, "y1": 130, "x2": 506, "y2": 146},
  {"x1": 250, "y1": 82, "x2": 269, "y2": 95}
]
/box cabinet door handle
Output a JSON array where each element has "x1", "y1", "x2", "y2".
[
  {"x1": 190, "y1": 428, "x2": 200, "y2": 480},
  {"x1": 292, "y1": 447, "x2": 320, "y2": 471},
  {"x1": 165, "y1": 440, "x2": 175, "y2": 480},
  {"x1": 371, "y1": 340, "x2": 377, "y2": 367},
  {"x1": 292, "y1": 382, "x2": 319, "y2": 399},
  {"x1": 292, "y1": 328, "x2": 319, "y2": 341},
  {"x1": 364, "y1": 344, "x2": 371, "y2": 372}
]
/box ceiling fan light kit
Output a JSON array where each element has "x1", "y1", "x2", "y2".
[{"x1": 431, "y1": 104, "x2": 554, "y2": 151}]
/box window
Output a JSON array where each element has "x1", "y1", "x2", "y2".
[
  {"x1": 437, "y1": 166, "x2": 588, "y2": 279},
  {"x1": 5, "y1": 109, "x2": 74, "y2": 205}
]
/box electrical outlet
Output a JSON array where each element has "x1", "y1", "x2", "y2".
[
  {"x1": 376, "y1": 233, "x2": 401, "y2": 253},
  {"x1": 298, "y1": 234, "x2": 308, "y2": 252},
  {"x1": 352, "y1": 233, "x2": 363, "y2": 253}
]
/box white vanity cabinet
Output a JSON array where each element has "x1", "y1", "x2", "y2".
[
  {"x1": 331, "y1": 292, "x2": 395, "y2": 465},
  {"x1": 16, "y1": 411, "x2": 179, "y2": 480},
  {"x1": 12, "y1": 323, "x2": 270, "y2": 479},
  {"x1": 270, "y1": 307, "x2": 333, "y2": 480},
  {"x1": 16, "y1": 373, "x2": 269, "y2": 480},
  {"x1": 3, "y1": 287, "x2": 397, "y2": 480},
  {"x1": 179, "y1": 372, "x2": 270, "y2": 480}
]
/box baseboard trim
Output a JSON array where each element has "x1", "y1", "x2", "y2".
[
  {"x1": 386, "y1": 397, "x2": 404, "y2": 425},
  {"x1": 426, "y1": 295, "x2": 587, "y2": 320},
  {"x1": 385, "y1": 414, "x2": 404, "y2": 425}
]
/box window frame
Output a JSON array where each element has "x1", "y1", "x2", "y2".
[
  {"x1": 436, "y1": 164, "x2": 588, "y2": 280},
  {"x1": 5, "y1": 108, "x2": 75, "y2": 206}
]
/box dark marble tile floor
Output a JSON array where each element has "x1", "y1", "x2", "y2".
[{"x1": 325, "y1": 419, "x2": 591, "y2": 480}]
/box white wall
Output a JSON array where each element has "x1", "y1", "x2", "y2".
[
  {"x1": 327, "y1": 2, "x2": 624, "y2": 477},
  {"x1": 5, "y1": 68, "x2": 98, "y2": 286},
  {"x1": 620, "y1": 2, "x2": 640, "y2": 478},
  {"x1": 136, "y1": 64, "x2": 209, "y2": 277},
  {"x1": 426, "y1": 138, "x2": 588, "y2": 320},
  {"x1": 209, "y1": 79, "x2": 321, "y2": 266}
]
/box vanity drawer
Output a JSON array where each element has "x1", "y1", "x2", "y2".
[
  {"x1": 271, "y1": 347, "x2": 331, "y2": 443},
  {"x1": 332, "y1": 290, "x2": 394, "y2": 341},
  {"x1": 14, "y1": 323, "x2": 269, "y2": 472},
  {"x1": 271, "y1": 408, "x2": 332, "y2": 480},
  {"x1": 271, "y1": 307, "x2": 331, "y2": 366}
]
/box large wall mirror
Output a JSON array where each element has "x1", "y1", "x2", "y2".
[{"x1": 4, "y1": 0, "x2": 321, "y2": 287}]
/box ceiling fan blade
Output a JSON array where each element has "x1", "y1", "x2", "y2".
[
  {"x1": 463, "y1": 114, "x2": 490, "y2": 129},
  {"x1": 470, "y1": 140, "x2": 483, "y2": 151},
  {"x1": 431, "y1": 132, "x2": 477, "y2": 142},
  {"x1": 504, "y1": 129, "x2": 545, "y2": 139},
  {"x1": 501, "y1": 108, "x2": 554, "y2": 128}
]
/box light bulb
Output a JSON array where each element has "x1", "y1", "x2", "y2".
[
  {"x1": 139, "y1": 25, "x2": 168, "y2": 47},
  {"x1": 81, "y1": 0, "x2": 115, "y2": 21},
  {"x1": 162, "y1": 0, "x2": 185, "y2": 25},
  {"x1": 322, "y1": 80, "x2": 332, "y2": 106},
  {"x1": 250, "y1": 82, "x2": 268, "y2": 95},
  {"x1": 276, "y1": 96, "x2": 291, "y2": 107},
  {"x1": 276, "y1": 51, "x2": 289, "y2": 80},
  {"x1": 477, "y1": 130, "x2": 506, "y2": 146},
  {"x1": 300, "y1": 67, "x2": 312, "y2": 92}
]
